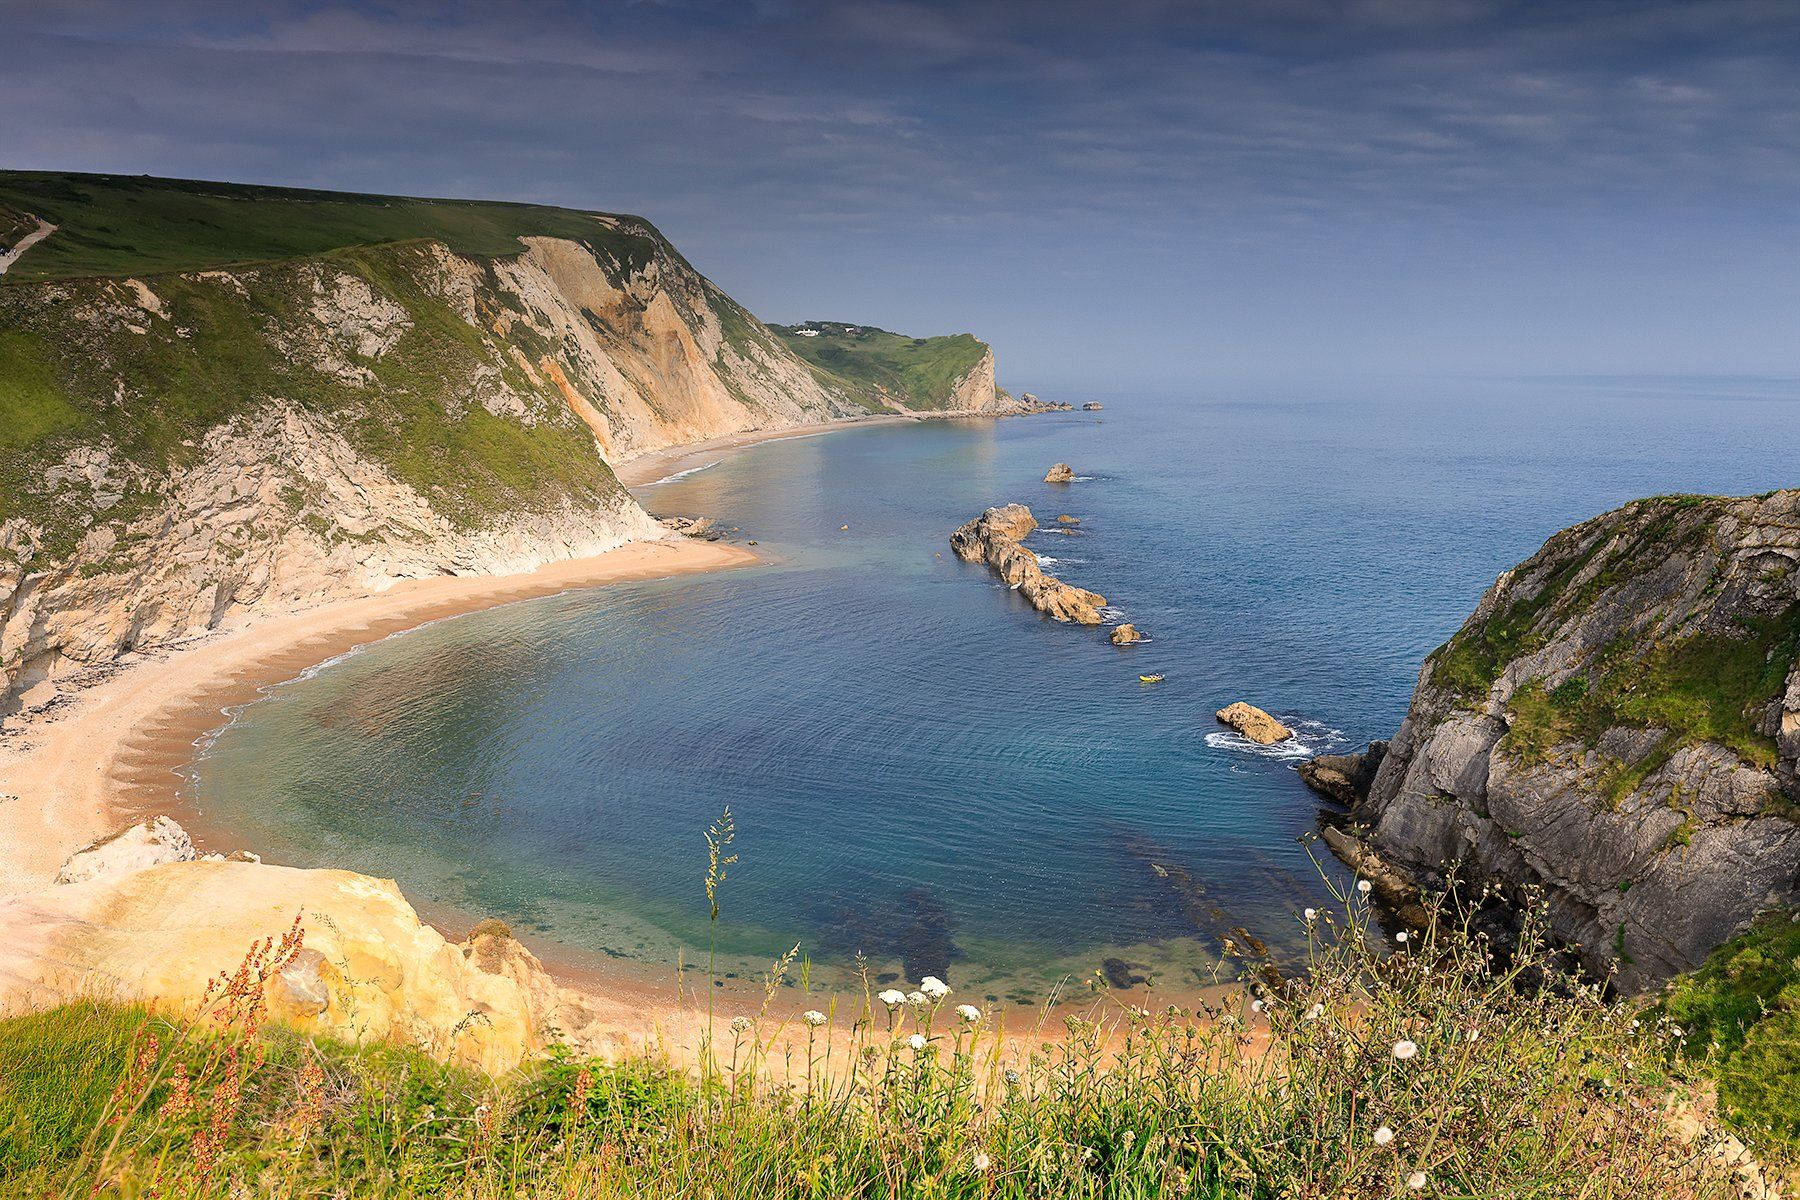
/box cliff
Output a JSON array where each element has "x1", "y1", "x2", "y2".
[
  {"x1": 1324, "y1": 491, "x2": 1800, "y2": 990},
  {"x1": 0, "y1": 172, "x2": 1016, "y2": 713}
]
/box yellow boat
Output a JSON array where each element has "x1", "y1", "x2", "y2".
[{"x1": 1138, "y1": 673, "x2": 1164, "y2": 683}]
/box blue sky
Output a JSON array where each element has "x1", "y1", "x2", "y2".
[{"x1": 4, "y1": 0, "x2": 1798, "y2": 394}]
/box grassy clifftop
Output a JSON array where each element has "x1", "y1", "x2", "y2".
[
  {"x1": 771, "y1": 320, "x2": 994, "y2": 412},
  {"x1": 0, "y1": 171, "x2": 663, "y2": 282}
]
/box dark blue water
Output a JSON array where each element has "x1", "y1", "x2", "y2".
[{"x1": 188, "y1": 377, "x2": 1797, "y2": 1001}]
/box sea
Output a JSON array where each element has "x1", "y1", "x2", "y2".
[{"x1": 182, "y1": 376, "x2": 1797, "y2": 1005}]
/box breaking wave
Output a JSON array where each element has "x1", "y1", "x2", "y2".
[{"x1": 1203, "y1": 717, "x2": 1348, "y2": 762}]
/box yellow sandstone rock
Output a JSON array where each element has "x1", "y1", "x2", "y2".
[{"x1": 1215, "y1": 701, "x2": 1294, "y2": 745}]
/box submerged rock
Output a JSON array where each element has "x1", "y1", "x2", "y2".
[
  {"x1": 660, "y1": 515, "x2": 721, "y2": 540},
  {"x1": 1215, "y1": 702, "x2": 1294, "y2": 745},
  {"x1": 950, "y1": 504, "x2": 1106, "y2": 625},
  {"x1": 1056, "y1": 514, "x2": 1081, "y2": 524},
  {"x1": 1044, "y1": 463, "x2": 1076, "y2": 483},
  {"x1": 1110, "y1": 623, "x2": 1143, "y2": 646},
  {"x1": 1082, "y1": 402, "x2": 1104, "y2": 411}
]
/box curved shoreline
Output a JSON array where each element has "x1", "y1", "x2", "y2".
[{"x1": 0, "y1": 538, "x2": 758, "y2": 898}]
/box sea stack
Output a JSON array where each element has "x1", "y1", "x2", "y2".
[
  {"x1": 1044, "y1": 463, "x2": 1076, "y2": 483},
  {"x1": 1110, "y1": 624, "x2": 1143, "y2": 645},
  {"x1": 950, "y1": 504, "x2": 1106, "y2": 625},
  {"x1": 1215, "y1": 702, "x2": 1294, "y2": 744}
]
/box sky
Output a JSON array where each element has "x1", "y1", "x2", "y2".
[{"x1": 3, "y1": 0, "x2": 1798, "y2": 394}]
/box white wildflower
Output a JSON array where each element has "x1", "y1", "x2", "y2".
[
  {"x1": 1357, "y1": 880, "x2": 1372, "y2": 894},
  {"x1": 973, "y1": 1151, "x2": 990, "y2": 1172},
  {"x1": 878, "y1": 989, "x2": 907, "y2": 1009},
  {"x1": 1304, "y1": 1003, "x2": 1324, "y2": 1021},
  {"x1": 1465, "y1": 1026, "x2": 1480, "y2": 1042},
  {"x1": 1374, "y1": 1124, "x2": 1395, "y2": 1146},
  {"x1": 1407, "y1": 1170, "x2": 1428, "y2": 1190},
  {"x1": 729, "y1": 1015, "x2": 753, "y2": 1034},
  {"x1": 1303, "y1": 908, "x2": 1317, "y2": 921},
  {"x1": 907, "y1": 990, "x2": 928, "y2": 1009},
  {"x1": 803, "y1": 1009, "x2": 827, "y2": 1028},
  {"x1": 1251, "y1": 999, "x2": 1265, "y2": 1013},
  {"x1": 956, "y1": 1004, "x2": 982, "y2": 1023},
  {"x1": 920, "y1": 976, "x2": 951, "y2": 1000},
  {"x1": 1392, "y1": 1039, "x2": 1418, "y2": 1061},
  {"x1": 908, "y1": 1033, "x2": 928, "y2": 1051},
  {"x1": 1396, "y1": 931, "x2": 1409, "y2": 943}
]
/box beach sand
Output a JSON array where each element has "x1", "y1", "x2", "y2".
[
  {"x1": 615, "y1": 413, "x2": 923, "y2": 488},
  {"x1": 0, "y1": 538, "x2": 757, "y2": 898}
]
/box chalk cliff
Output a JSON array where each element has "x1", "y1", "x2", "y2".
[{"x1": 0, "y1": 172, "x2": 1018, "y2": 713}]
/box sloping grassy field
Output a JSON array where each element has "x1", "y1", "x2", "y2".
[
  {"x1": 771, "y1": 321, "x2": 991, "y2": 411},
  {"x1": 0, "y1": 172, "x2": 665, "y2": 282}
]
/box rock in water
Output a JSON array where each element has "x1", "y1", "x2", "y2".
[
  {"x1": 1056, "y1": 514, "x2": 1081, "y2": 524},
  {"x1": 1082, "y1": 402, "x2": 1104, "y2": 411},
  {"x1": 660, "y1": 515, "x2": 721, "y2": 540},
  {"x1": 1044, "y1": 463, "x2": 1076, "y2": 483},
  {"x1": 1298, "y1": 742, "x2": 1388, "y2": 806},
  {"x1": 950, "y1": 504, "x2": 1106, "y2": 625},
  {"x1": 1215, "y1": 702, "x2": 1294, "y2": 744},
  {"x1": 1110, "y1": 623, "x2": 1143, "y2": 645}
]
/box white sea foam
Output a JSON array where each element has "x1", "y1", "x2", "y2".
[
  {"x1": 1203, "y1": 717, "x2": 1348, "y2": 763},
  {"x1": 644, "y1": 460, "x2": 721, "y2": 486}
]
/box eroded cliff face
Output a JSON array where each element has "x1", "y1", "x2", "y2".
[
  {"x1": 0, "y1": 225, "x2": 1010, "y2": 713},
  {"x1": 1342, "y1": 491, "x2": 1800, "y2": 990}
]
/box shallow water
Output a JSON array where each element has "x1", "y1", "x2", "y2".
[{"x1": 188, "y1": 377, "x2": 1796, "y2": 1002}]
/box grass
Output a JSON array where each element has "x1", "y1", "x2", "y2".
[
  {"x1": 0, "y1": 171, "x2": 663, "y2": 283},
  {"x1": 0, "y1": 238, "x2": 624, "y2": 556},
  {"x1": 771, "y1": 321, "x2": 991, "y2": 412},
  {"x1": 1662, "y1": 911, "x2": 1800, "y2": 1147},
  {"x1": 0, "y1": 862, "x2": 1760, "y2": 1198}
]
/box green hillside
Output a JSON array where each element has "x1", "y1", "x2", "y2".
[
  {"x1": 0, "y1": 171, "x2": 660, "y2": 282},
  {"x1": 771, "y1": 321, "x2": 990, "y2": 411}
]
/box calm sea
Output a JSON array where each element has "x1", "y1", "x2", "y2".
[{"x1": 186, "y1": 377, "x2": 1797, "y2": 1004}]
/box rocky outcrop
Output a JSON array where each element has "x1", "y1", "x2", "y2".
[
  {"x1": 1082, "y1": 402, "x2": 1104, "y2": 411},
  {"x1": 1335, "y1": 491, "x2": 1800, "y2": 990},
  {"x1": 1056, "y1": 514, "x2": 1081, "y2": 525},
  {"x1": 53, "y1": 815, "x2": 204, "y2": 884},
  {"x1": 950, "y1": 504, "x2": 1106, "y2": 625},
  {"x1": 1044, "y1": 463, "x2": 1077, "y2": 483},
  {"x1": 1298, "y1": 742, "x2": 1387, "y2": 807},
  {"x1": 1216, "y1": 702, "x2": 1294, "y2": 745},
  {"x1": 1110, "y1": 623, "x2": 1143, "y2": 646},
  {"x1": 660, "y1": 515, "x2": 722, "y2": 541},
  {"x1": 0, "y1": 821, "x2": 602, "y2": 1072}
]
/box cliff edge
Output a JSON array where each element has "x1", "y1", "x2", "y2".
[{"x1": 1327, "y1": 491, "x2": 1800, "y2": 990}]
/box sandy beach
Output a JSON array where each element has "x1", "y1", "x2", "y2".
[
  {"x1": 0, "y1": 538, "x2": 757, "y2": 897},
  {"x1": 615, "y1": 413, "x2": 925, "y2": 487}
]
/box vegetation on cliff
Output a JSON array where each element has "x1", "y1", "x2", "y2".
[
  {"x1": 0, "y1": 881, "x2": 1756, "y2": 1198},
  {"x1": 1663, "y1": 911, "x2": 1800, "y2": 1150},
  {"x1": 771, "y1": 320, "x2": 995, "y2": 412}
]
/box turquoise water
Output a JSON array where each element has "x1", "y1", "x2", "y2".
[{"x1": 188, "y1": 378, "x2": 1796, "y2": 1000}]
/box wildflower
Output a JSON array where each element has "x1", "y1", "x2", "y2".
[
  {"x1": 955, "y1": 1004, "x2": 982, "y2": 1023},
  {"x1": 1251, "y1": 999, "x2": 1265, "y2": 1013},
  {"x1": 1392, "y1": 1039, "x2": 1418, "y2": 1061},
  {"x1": 1303, "y1": 907, "x2": 1317, "y2": 921},
  {"x1": 908, "y1": 1033, "x2": 928, "y2": 1051},
  {"x1": 1374, "y1": 1124, "x2": 1395, "y2": 1145},
  {"x1": 1004, "y1": 1069, "x2": 1020, "y2": 1086},
  {"x1": 1304, "y1": 1003, "x2": 1324, "y2": 1021},
  {"x1": 1465, "y1": 1026, "x2": 1480, "y2": 1042},
  {"x1": 973, "y1": 1151, "x2": 991, "y2": 1172},
  {"x1": 1407, "y1": 1171, "x2": 1428, "y2": 1190},
  {"x1": 920, "y1": 976, "x2": 951, "y2": 1000},
  {"x1": 1396, "y1": 931, "x2": 1409, "y2": 943},
  {"x1": 1357, "y1": 880, "x2": 1372, "y2": 894},
  {"x1": 907, "y1": 990, "x2": 929, "y2": 1009},
  {"x1": 803, "y1": 1010, "x2": 827, "y2": 1028},
  {"x1": 878, "y1": 989, "x2": 907, "y2": 1009},
  {"x1": 729, "y1": 1015, "x2": 754, "y2": 1034}
]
